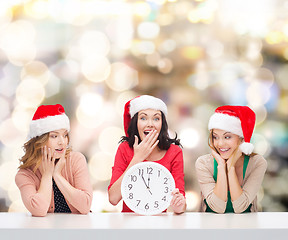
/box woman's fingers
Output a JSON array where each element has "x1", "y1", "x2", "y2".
[
  {"x1": 149, "y1": 130, "x2": 159, "y2": 146},
  {"x1": 51, "y1": 152, "x2": 56, "y2": 165},
  {"x1": 211, "y1": 149, "x2": 225, "y2": 165},
  {"x1": 47, "y1": 147, "x2": 51, "y2": 162},
  {"x1": 141, "y1": 130, "x2": 158, "y2": 147},
  {"x1": 151, "y1": 140, "x2": 159, "y2": 151},
  {"x1": 133, "y1": 135, "x2": 139, "y2": 147},
  {"x1": 170, "y1": 189, "x2": 185, "y2": 207}
]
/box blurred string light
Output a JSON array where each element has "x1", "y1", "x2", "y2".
[
  {"x1": 260, "y1": 120, "x2": 288, "y2": 147},
  {"x1": 105, "y1": 62, "x2": 138, "y2": 91},
  {"x1": 218, "y1": 0, "x2": 273, "y2": 37},
  {"x1": 266, "y1": 31, "x2": 285, "y2": 45},
  {"x1": 0, "y1": 4, "x2": 13, "y2": 28},
  {"x1": 137, "y1": 21, "x2": 160, "y2": 39},
  {"x1": 50, "y1": 60, "x2": 80, "y2": 84},
  {"x1": 133, "y1": 1, "x2": 151, "y2": 17},
  {"x1": 11, "y1": 106, "x2": 34, "y2": 132},
  {"x1": 159, "y1": 39, "x2": 176, "y2": 54},
  {"x1": 16, "y1": 78, "x2": 45, "y2": 108},
  {"x1": 98, "y1": 127, "x2": 124, "y2": 153},
  {"x1": 0, "y1": 20, "x2": 36, "y2": 66},
  {"x1": 253, "y1": 105, "x2": 268, "y2": 125},
  {"x1": 79, "y1": 31, "x2": 110, "y2": 57},
  {"x1": 21, "y1": 61, "x2": 50, "y2": 85},
  {"x1": 76, "y1": 92, "x2": 105, "y2": 128},
  {"x1": 275, "y1": 65, "x2": 288, "y2": 90},
  {"x1": 88, "y1": 152, "x2": 114, "y2": 182},
  {"x1": 66, "y1": 30, "x2": 110, "y2": 61},
  {"x1": 91, "y1": 190, "x2": 122, "y2": 213},
  {"x1": 179, "y1": 128, "x2": 200, "y2": 149},
  {"x1": 131, "y1": 40, "x2": 156, "y2": 55},
  {"x1": 244, "y1": 39, "x2": 263, "y2": 62},
  {"x1": 115, "y1": 91, "x2": 137, "y2": 117},
  {"x1": 187, "y1": 0, "x2": 217, "y2": 24},
  {"x1": 0, "y1": 64, "x2": 20, "y2": 98},
  {"x1": 185, "y1": 191, "x2": 200, "y2": 211},
  {"x1": 146, "y1": 52, "x2": 161, "y2": 67},
  {"x1": 178, "y1": 118, "x2": 206, "y2": 149},
  {"x1": 0, "y1": 119, "x2": 25, "y2": 146},
  {"x1": 253, "y1": 133, "x2": 271, "y2": 157},
  {"x1": 278, "y1": 95, "x2": 288, "y2": 116},
  {"x1": 181, "y1": 46, "x2": 204, "y2": 60},
  {"x1": 206, "y1": 40, "x2": 224, "y2": 59},
  {"x1": 22, "y1": 0, "x2": 134, "y2": 26},
  {"x1": 188, "y1": 61, "x2": 213, "y2": 90},
  {"x1": 0, "y1": 161, "x2": 18, "y2": 191},
  {"x1": 81, "y1": 56, "x2": 111, "y2": 83},
  {"x1": 24, "y1": 0, "x2": 50, "y2": 19},
  {"x1": 246, "y1": 82, "x2": 271, "y2": 107},
  {"x1": 0, "y1": 97, "x2": 10, "y2": 121},
  {"x1": 157, "y1": 58, "x2": 173, "y2": 74},
  {"x1": 13, "y1": 60, "x2": 59, "y2": 103}
]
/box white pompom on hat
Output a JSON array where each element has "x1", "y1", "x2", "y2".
[
  {"x1": 123, "y1": 95, "x2": 168, "y2": 137},
  {"x1": 208, "y1": 105, "x2": 256, "y2": 155},
  {"x1": 28, "y1": 104, "x2": 70, "y2": 140}
]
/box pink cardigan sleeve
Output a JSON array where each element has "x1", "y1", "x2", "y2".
[
  {"x1": 68, "y1": 152, "x2": 93, "y2": 214},
  {"x1": 15, "y1": 170, "x2": 50, "y2": 217}
]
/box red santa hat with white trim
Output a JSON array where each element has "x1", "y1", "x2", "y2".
[
  {"x1": 28, "y1": 104, "x2": 70, "y2": 139},
  {"x1": 123, "y1": 95, "x2": 168, "y2": 137},
  {"x1": 208, "y1": 105, "x2": 256, "y2": 155}
]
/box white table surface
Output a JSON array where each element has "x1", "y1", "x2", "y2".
[{"x1": 1, "y1": 212, "x2": 288, "y2": 240}]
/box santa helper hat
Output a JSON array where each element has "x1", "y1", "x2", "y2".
[
  {"x1": 208, "y1": 105, "x2": 256, "y2": 155},
  {"x1": 28, "y1": 104, "x2": 70, "y2": 140},
  {"x1": 123, "y1": 95, "x2": 168, "y2": 137}
]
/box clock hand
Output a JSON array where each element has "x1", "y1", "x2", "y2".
[
  {"x1": 147, "y1": 174, "x2": 151, "y2": 188},
  {"x1": 141, "y1": 175, "x2": 152, "y2": 195},
  {"x1": 141, "y1": 175, "x2": 149, "y2": 189}
]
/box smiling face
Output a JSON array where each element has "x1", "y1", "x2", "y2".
[
  {"x1": 46, "y1": 129, "x2": 69, "y2": 158},
  {"x1": 212, "y1": 129, "x2": 242, "y2": 160},
  {"x1": 137, "y1": 109, "x2": 162, "y2": 141}
]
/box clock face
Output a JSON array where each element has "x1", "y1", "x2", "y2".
[{"x1": 121, "y1": 161, "x2": 175, "y2": 215}]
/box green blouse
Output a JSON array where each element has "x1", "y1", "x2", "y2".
[{"x1": 205, "y1": 155, "x2": 251, "y2": 213}]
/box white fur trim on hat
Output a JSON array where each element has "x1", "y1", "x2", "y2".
[
  {"x1": 28, "y1": 114, "x2": 70, "y2": 139},
  {"x1": 239, "y1": 142, "x2": 254, "y2": 155},
  {"x1": 208, "y1": 112, "x2": 244, "y2": 137},
  {"x1": 129, "y1": 95, "x2": 168, "y2": 118}
]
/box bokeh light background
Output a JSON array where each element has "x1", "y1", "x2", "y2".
[{"x1": 0, "y1": 0, "x2": 288, "y2": 213}]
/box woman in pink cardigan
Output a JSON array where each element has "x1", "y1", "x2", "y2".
[{"x1": 15, "y1": 104, "x2": 93, "y2": 217}]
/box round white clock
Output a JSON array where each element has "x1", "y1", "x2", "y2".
[{"x1": 121, "y1": 161, "x2": 175, "y2": 215}]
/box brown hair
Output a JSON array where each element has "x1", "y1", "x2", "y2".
[{"x1": 19, "y1": 132, "x2": 72, "y2": 173}]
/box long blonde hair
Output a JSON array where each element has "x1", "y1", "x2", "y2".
[{"x1": 19, "y1": 133, "x2": 72, "y2": 173}]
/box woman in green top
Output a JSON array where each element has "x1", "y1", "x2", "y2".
[{"x1": 195, "y1": 105, "x2": 267, "y2": 213}]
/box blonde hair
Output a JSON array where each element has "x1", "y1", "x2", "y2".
[{"x1": 19, "y1": 132, "x2": 72, "y2": 173}]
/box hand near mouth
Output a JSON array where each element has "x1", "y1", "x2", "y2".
[
  {"x1": 227, "y1": 147, "x2": 243, "y2": 169},
  {"x1": 41, "y1": 146, "x2": 56, "y2": 177},
  {"x1": 53, "y1": 149, "x2": 67, "y2": 176},
  {"x1": 211, "y1": 149, "x2": 226, "y2": 167},
  {"x1": 132, "y1": 130, "x2": 159, "y2": 164}
]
